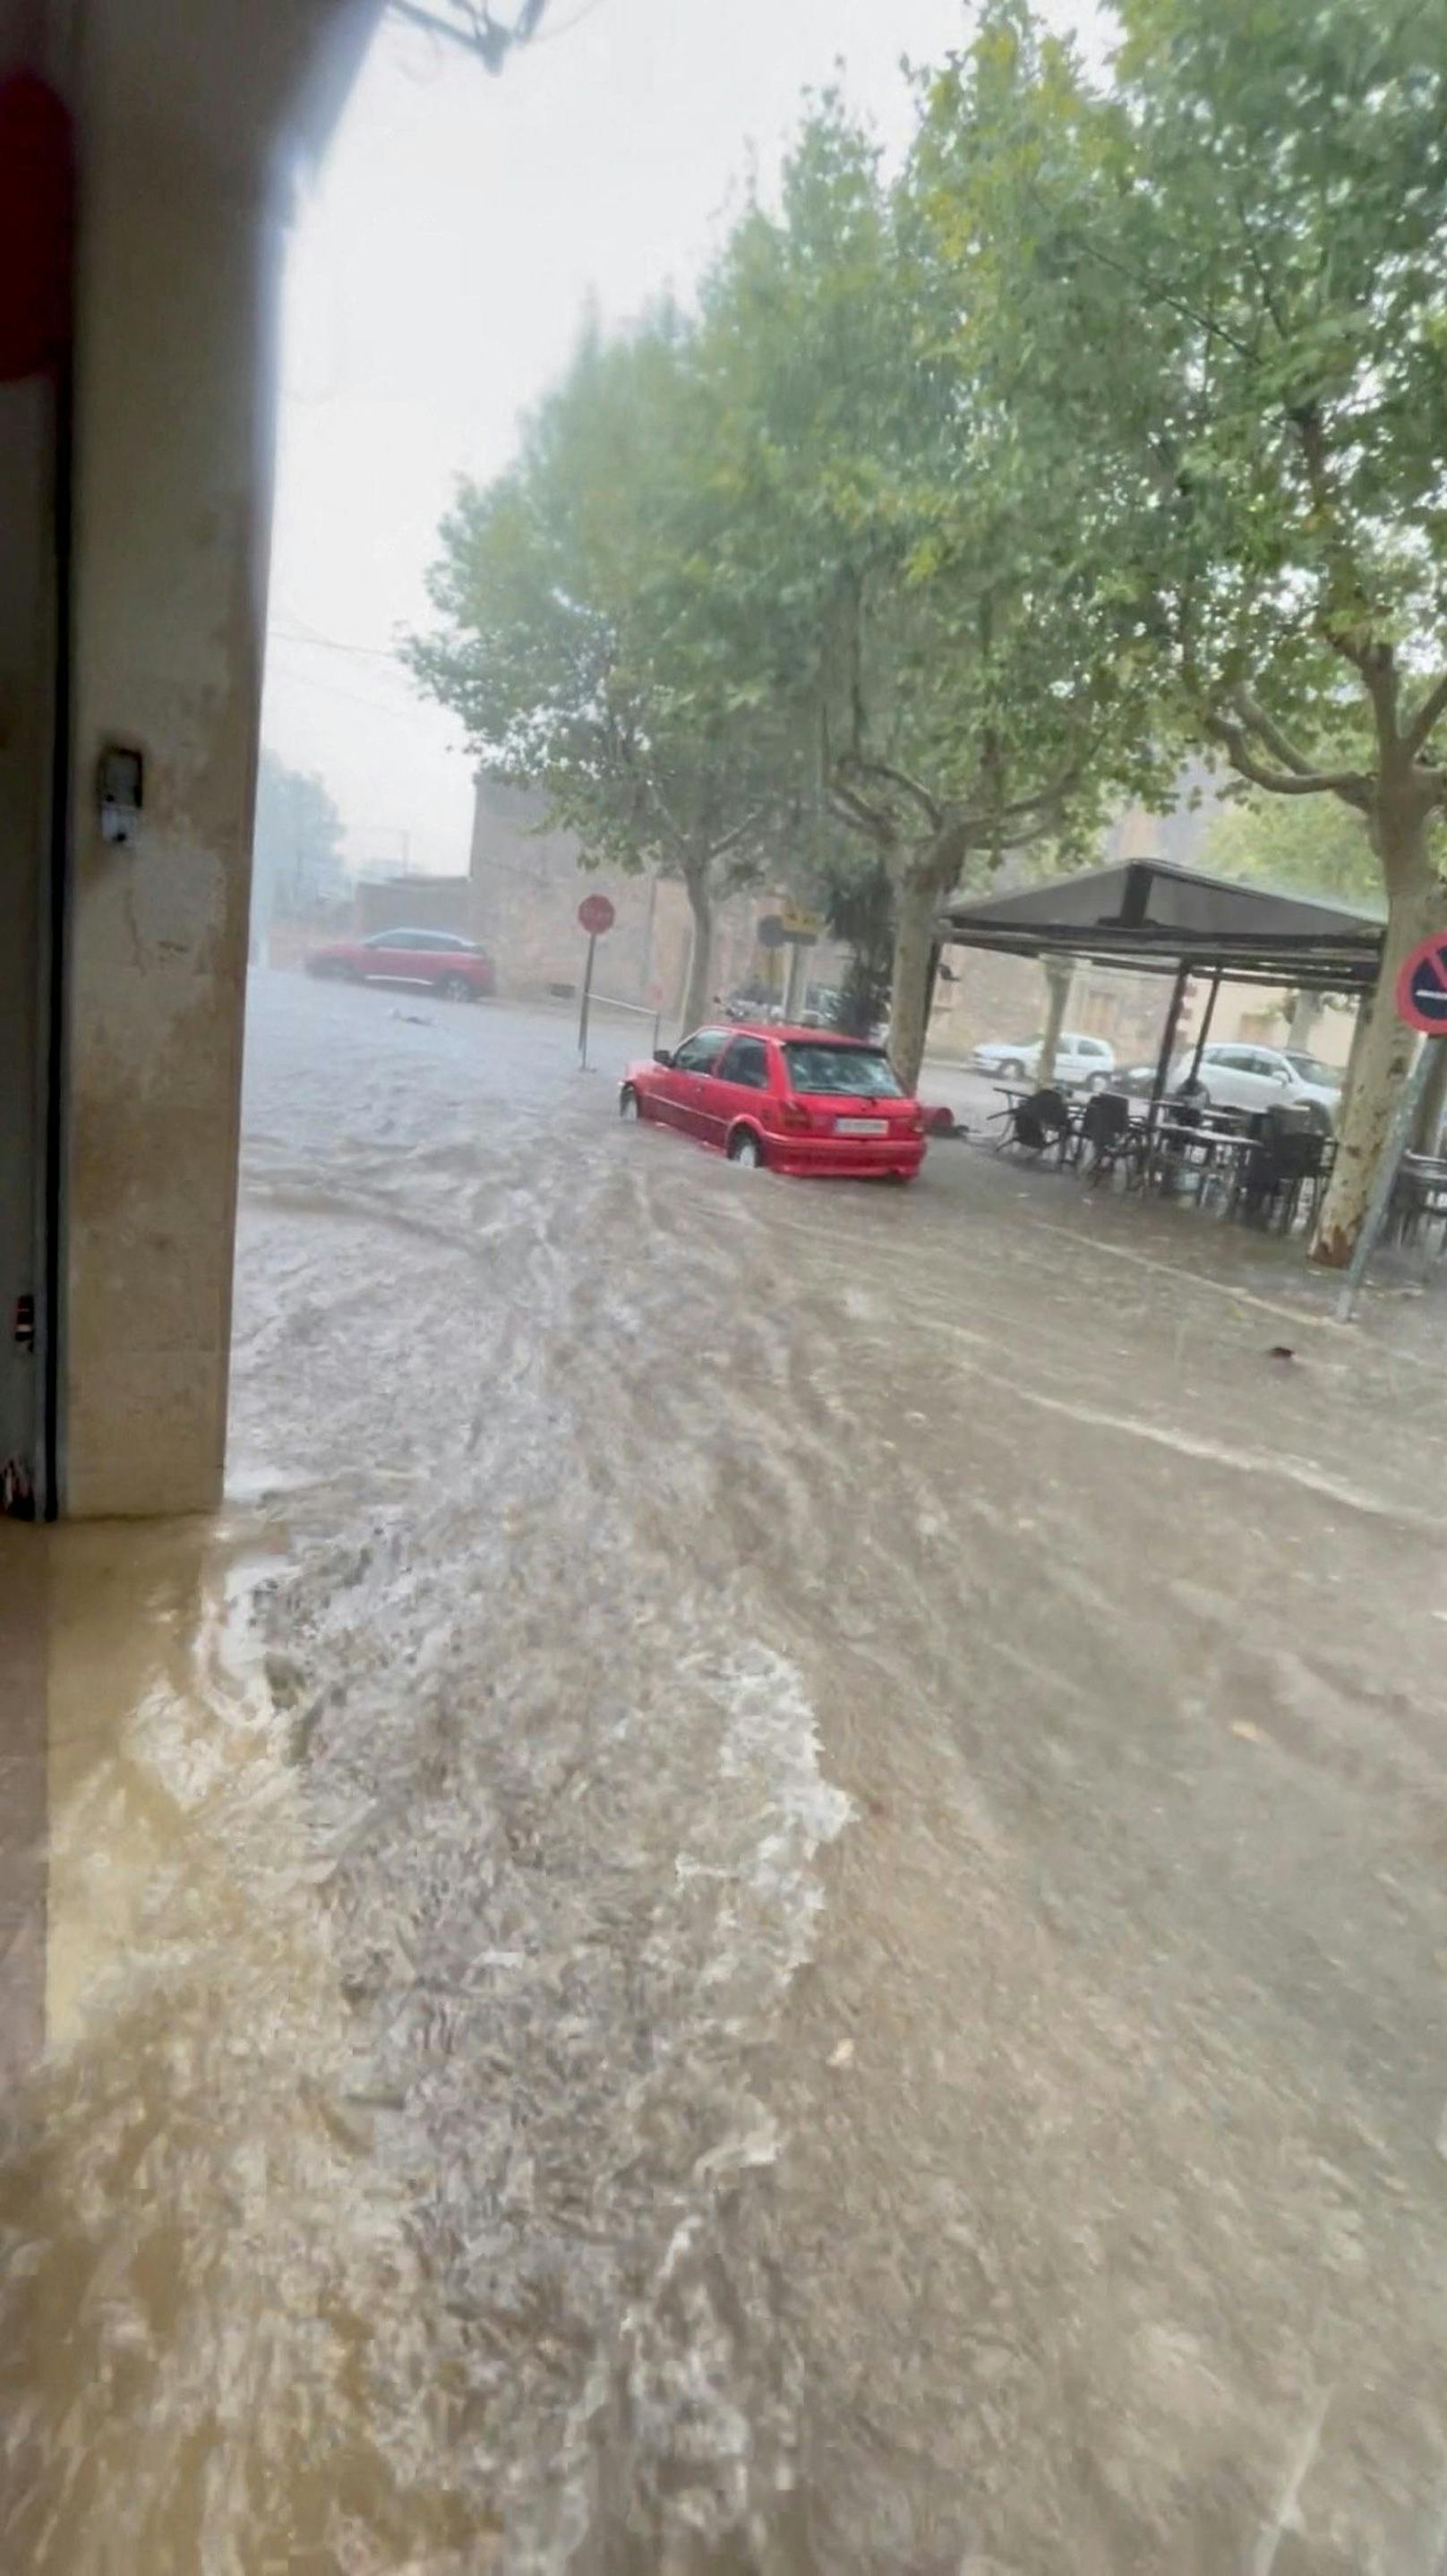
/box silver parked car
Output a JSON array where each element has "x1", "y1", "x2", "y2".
[
  {"x1": 970, "y1": 1031, "x2": 1117, "y2": 1089},
  {"x1": 1184, "y1": 1042, "x2": 1341, "y2": 1125}
]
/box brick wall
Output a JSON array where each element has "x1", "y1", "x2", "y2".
[
  {"x1": 928, "y1": 948, "x2": 1176, "y2": 1064},
  {"x1": 355, "y1": 875, "x2": 471, "y2": 938},
  {"x1": 467, "y1": 778, "x2": 847, "y2": 1016}
]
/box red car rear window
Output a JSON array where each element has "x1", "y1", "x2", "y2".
[{"x1": 783, "y1": 1044, "x2": 903, "y2": 1099}]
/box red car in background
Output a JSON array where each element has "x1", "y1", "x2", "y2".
[
  {"x1": 620, "y1": 1023, "x2": 928, "y2": 1180},
  {"x1": 304, "y1": 927, "x2": 496, "y2": 1001}
]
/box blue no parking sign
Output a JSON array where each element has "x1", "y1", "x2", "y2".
[{"x1": 1397, "y1": 933, "x2": 1447, "y2": 1035}]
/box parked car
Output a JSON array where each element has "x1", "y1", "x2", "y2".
[
  {"x1": 304, "y1": 928, "x2": 496, "y2": 1001},
  {"x1": 969, "y1": 1031, "x2": 1117, "y2": 1089},
  {"x1": 619, "y1": 1023, "x2": 928, "y2": 1180},
  {"x1": 1183, "y1": 1041, "x2": 1340, "y2": 1125},
  {"x1": 1102, "y1": 1061, "x2": 1160, "y2": 1100}
]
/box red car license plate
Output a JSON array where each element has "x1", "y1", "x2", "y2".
[{"x1": 835, "y1": 1117, "x2": 886, "y2": 1136}]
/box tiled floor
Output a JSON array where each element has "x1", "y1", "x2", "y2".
[{"x1": 0, "y1": 1527, "x2": 47, "y2": 2088}]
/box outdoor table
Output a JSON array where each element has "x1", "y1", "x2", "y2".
[{"x1": 1145, "y1": 1118, "x2": 1254, "y2": 1200}]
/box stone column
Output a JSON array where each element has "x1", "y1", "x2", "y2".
[{"x1": 61, "y1": 121, "x2": 279, "y2": 1513}]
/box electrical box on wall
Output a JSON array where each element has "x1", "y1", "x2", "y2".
[{"x1": 98, "y1": 743, "x2": 143, "y2": 846}]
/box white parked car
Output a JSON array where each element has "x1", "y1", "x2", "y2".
[
  {"x1": 1180, "y1": 1042, "x2": 1341, "y2": 1125},
  {"x1": 970, "y1": 1031, "x2": 1117, "y2": 1089}
]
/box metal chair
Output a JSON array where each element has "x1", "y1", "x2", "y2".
[
  {"x1": 1147, "y1": 1097, "x2": 1206, "y2": 1196},
  {"x1": 1032, "y1": 1086, "x2": 1075, "y2": 1160},
  {"x1": 1077, "y1": 1088, "x2": 1138, "y2": 1186},
  {"x1": 997, "y1": 1086, "x2": 1072, "y2": 1160},
  {"x1": 1230, "y1": 1115, "x2": 1328, "y2": 1229}
]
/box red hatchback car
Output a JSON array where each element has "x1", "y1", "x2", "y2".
[
  {"x1": 304, "y1": 927, "x2": 496, "y2": 1001},
  {"x1": 620, "y1": 1023, "x2": 928, "y2": 1180}
]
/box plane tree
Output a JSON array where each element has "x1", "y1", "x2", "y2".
[
  {"x1": 925, "y1": 0, "x2": 1447, "y2": 1259},
  {"x1": 406, "y1": 318, "x2": 800, "y2": 1035},
  {"x1": 688, "y1": 102, "x2": 1166, "y2": 1091}
]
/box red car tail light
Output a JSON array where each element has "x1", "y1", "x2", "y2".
[{"x1": 775, "y1": 1100, "x2": 814, "y2": 1134}]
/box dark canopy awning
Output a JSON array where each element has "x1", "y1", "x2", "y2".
[{"x1": 939, "y1": 857, "x2": 1383, "y2": 993}]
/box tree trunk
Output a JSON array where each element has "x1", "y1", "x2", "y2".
[
  {"x1": 1287, "y1": 989, "x2": 1320, "y2": 1048},
  {"x1": 680, "y1": 869, "x2": 715, "y2": 1036},
  {"x1": 1037, "y1": 957, "x2": 1075, "y2": 1086},
  {"x1": 1310, "y1": 853, "x2": 1446, "y2": 1267},
  {"x1": 1412, "y1": 1031, "x2": 1447, "y2": 1155},
  {"x1": 889, "y1": 865, "x2": 945, "y2": 1093},
  {"x1": 1335, "y1": 990, "x2": 1373, "y2": 1136}
]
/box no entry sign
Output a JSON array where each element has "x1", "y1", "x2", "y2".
[
  {"x1": 1395, "y1": 931, "x2": 1447, "y2": 1035},
  {"x1": 578, "y1": 894, "x2": 615, "y2": 936}
]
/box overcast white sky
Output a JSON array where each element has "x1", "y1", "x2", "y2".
[{"x1": 262, "y1": 0, "x2": 1104, "y2": 880}]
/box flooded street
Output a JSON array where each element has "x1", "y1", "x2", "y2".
[{"x1": 6, "y1": 968, "x2": 1447, "y2": 2572}]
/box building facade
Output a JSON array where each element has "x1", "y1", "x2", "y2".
[{"x1": 467, "y1": 778, "x2": 848, "y2": 1016}]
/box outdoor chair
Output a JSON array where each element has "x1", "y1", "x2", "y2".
[
  {"x1": 997, "y1": 1085, "x2": 1073, "y2": 1160},
  {"x1": 1033, "y1": 1086, "x2": 1075, "y2": 1154},
  {"x1": 1144, "y1": 1096, "x2": 1210, "y2": 1197},
  {"x1": 1389, "y1": 1162, "x2": 1447, "y2": 1251},
  {"x1": 998, "y1": 1099, "x2": 1049, "y2": 1156},
  {"x1": 1230, "y1": 1121, "x2": 1328, "y2": 1229},
  {"x1": 1078, "y1": 1088, "x2": 1139, "y2": 1186}
]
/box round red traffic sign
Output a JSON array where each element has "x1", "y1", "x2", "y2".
[
  {"x1": 577, "y1": 893, "x2": 615, "y2": 936},
  {"x1": 1395, "y1": 931, "x2": 1447, "y2": 1035}
]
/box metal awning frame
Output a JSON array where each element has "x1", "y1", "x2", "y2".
[
  {"x1": 938, "y1": 858, "x2": 1385, "y2": 1127},
  {"x1": 936, "y1": 920, "x2": 1380, "y2": 996}
]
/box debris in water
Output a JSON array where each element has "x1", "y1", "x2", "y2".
[
  {"x1": 1267, "y1": 1345, "x2": 1295, "y2": 1362},
  {"x1": 828, "y1": 2038, "x2": 855, "y2": 2068}
]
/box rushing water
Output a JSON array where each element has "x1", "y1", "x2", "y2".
[{"x1": 6, "y1": 973, "x2": 1447, "y2": 2573}]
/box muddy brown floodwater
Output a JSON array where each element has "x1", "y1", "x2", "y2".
[{"x1": 4, "y1": 969, "x2": 1447, "y2": 2573}]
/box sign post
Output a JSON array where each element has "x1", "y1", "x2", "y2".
[
  {"x1": 576, "y1": 893, "x2": 615, "y2": 1069},
  {"x1": 1334, "y1": 929, "x2": 1447, "y2": 1322}
]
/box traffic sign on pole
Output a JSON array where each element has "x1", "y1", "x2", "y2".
[
  {"x1": 575, "y1": 896, "x2": 614, "y2": 1067},
  {"x1": 758, "y1": 911, "x2": 818, "y2": 949},
  {"x1": 1395, "y1": 931, "x2": 1447, "y2": 1035},
  {"x1": 779, "y1": 903, "x2": 824, "y2": 941},
  {"x1": 1334, "y1": 934, "x2": 1447, "y2": 1321}
]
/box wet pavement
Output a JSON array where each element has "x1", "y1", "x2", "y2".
[{"x1": 4, "y1": 968, "x2": 1447, "y2": 2572}]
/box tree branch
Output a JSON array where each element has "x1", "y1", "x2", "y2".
[
  {"x1": 994, "y1": 811, "x2": 1058, "y2": 855},
  {"x1": 1206, "y1": 710, "x2": 1371, "y2": 809},
  {"x1": 706, "y1": 804, "x2": 771, "y2": 864},
  {"x1": 1402, "y1": 670, "x2": 1447, "y2": 762},
  {"x1": 638, "y1": 770, "x2": 686, "y2": 847},
  {"x1": 1289, "y1": 400, "x2": 1395, "y2": 742},
  {"x1": 389, "y1": 0, "x2": 547, "y2": 72},
  {"x1": 1321, "y1": 636, "x2": 1400, "y2": 749},
  {"x1": 1039, "y1": 203, "x2": 1257, "y2": 362},
  {"x1": 835, "y1": 753, "x2": 942, "y2": 833},
  {"x1": 955, "y1": 757, "x2": 1082, "y2": 840},
  {"x1": 995, "y1": 762, "x2": 1081, "y2": 825},
  {"x1": 1229, "y1": 689, "x2": 1320, "y2": 777},
  {"x1": 827, "y1": 777, "x2": 895, "y2": 846}
]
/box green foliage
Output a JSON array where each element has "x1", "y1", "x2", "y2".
[
  {"x1": 404, "y1": 314, "x2": 800, "y2": 905},
  {"x1": 689, "y1": 96, "x2": 1169, "y2": 893},
  {"x1": 1202, "y1": 791, "x2": 1383, "y2": 908},
  {"x1": 252, "y1": 751, "x2": 347, "y2": 921},
  {"x1": 807, "y1": 837, "x2": 895, "y2": 1034},
  {"x1": 921, "y1": 0, "x2": 1447, "y2": 879}
]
